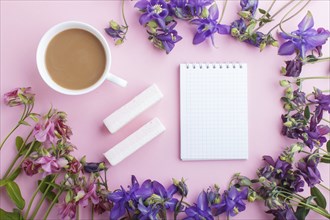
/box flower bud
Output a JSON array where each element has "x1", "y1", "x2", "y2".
[
  {"x1": 247, "y1": 191, "x2": 257, "y2": 202},
  {"x1": 284, "y1": 103, "x2": 292, "y2": 111},
  {"x1": 279, "y1": 80, "x2": 290, "y2": 87},
  {"x1": 238, "y1": 11, "x2": 251, "y2": 19},
  {"x1": 283, "y1": 121, "x2": 293, "y2": 128},
  {"x1": 201, "y1": 7, "x2": 209, "y2": 18},
  {"x1": 259, "y1": 42, "x2": 266, "y2": 51},
  {"x1": 271, "y1": 40, "x2": 279, "y2": 47},
  {"x1": 259, "y1": 176, "x2": 266, "y2": 183},
  {"x1": 173, "y1": 178, "x2": 188, "y2": 197},
  {"x1": 110, "y1": 20, "x2": 120, "y2": 30},
  {"x1": 231, "y1": 28, "x2": 240, "y2": 37}
]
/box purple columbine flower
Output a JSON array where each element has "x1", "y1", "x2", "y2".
[
  {"x1": 191, "y1": 3, "x2": 230, "y2": 45},
  {"x1": 310, "y1": 89, "x2": 330, "y2": 113},
  {"x1": 266, "y1": 204, "x2": 297, "y2": 220},
  {"x1": 262, "y1": 155, "x2": 292, "y2": 179},
  {"x1": 278, "y1": 11, "x2": 330, "y2": 58},
  {"x1": 153, "y1": 23, "x2": 183, "y2": 54},
  {"x1": 292, "y1": 90, "x2": 306, "y2": 106},
  {"x1": 152, "y1": 181, "x2": 179, "y2": 211},
  {"x1": 135, "y1": 0, "x2": 169, "y2": 30},
  {"x1": 212, "y1": 186, "x2": 248, "y2": 217},
  {"x1": 283, "y1": 59, "x2": 303, "y2": 77},
  {"x1": 83, "y1": 162, "x2": 106, "y2": 173},
  {"x1": 305, "y1": 124, "x2": 330, "y2": 149},
  {"x1": 58, "y1": 201, "x2": 77, "y2": 220},
  {"x1": 297, "y1": 155, "x2": 322, "y2": 187},
  {"x1": 246, "y1": 31, "x2": 265, "y2": 47},
  {"x1": 230, "y1": 19, "x2": 246, "y2": 37},
  {"x1": 183, "y1": 191, "x2": 213, "y2": 220},
  {"x1": 169, "y1": 0, "x2": 214, "y2": 19},
  {"x1": 35, "y1": 156, "x2": 67, "y2": 176},
  {"x1": 137, "y1": 199, "x2": 161, "y2": 220},
  {"x1": 240, "y1": 0, "x2": 258, "y2": 16},
  {"x1": 21, "y1": 158, "x2": 40, "y2": 176},
  {"x1": 108, "y1": 176, "x2": 153, "y2": 220},
  {"x1": 3, "y1": 87, "x2": 35, "y2": 107}
]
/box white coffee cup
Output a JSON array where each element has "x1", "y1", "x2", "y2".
[{"x1": 36, "y1": 21, "x2": 127, "y2": 95}]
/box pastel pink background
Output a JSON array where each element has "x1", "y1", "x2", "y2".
[{"x1": 1, "y1": 1, "x2": 329, "y2": 219}]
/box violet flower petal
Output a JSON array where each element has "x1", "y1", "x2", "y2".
[
  {"x1": 298, "y1": 11, "x2": 314, "y2": 32},
  {"x1": 278, "y1": 41, "x2": 296, "y2": 55}
]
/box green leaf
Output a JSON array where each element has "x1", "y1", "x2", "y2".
[
  {"x1": 311, "y1": 187, "x2": 327, "y2": 209},
  {"x1": 15, "y1": 136, "x2": 24, "y2": 152},
  {"x1": 0, "y1": 208, "x2": 22, "y2": 220},
  {"x1": 295, "y1": 196, "x2": 312, "y2": 220},
  {"x1": 45, "y1": 191, "x2": 58, "y2": 203},
  {"x1": 5, "y1": 181, "x2": 25, "y2": 210},
  {"x1": 304, "y1": 106, "x2": 310, "y2": 120},
  {"x1": 8, "y1": 168, "x2": 22, "y2": 182},
  {"x1": 259, "y1": 8, "x2": 266, "y2": 14},
  {"x1": 20, "y1": 141, "x2": 41, "y2": 156},
  {"x1": 327, "y1": 140, "x2": 330, "y2": 153},
  {"x1": 295, "y1": 206, "x2": 310, "y2": 220},
  {"x1": 29, "y1": 113, "x2": 39, "y2": 122},
  {"x1": 0, "y1": 179, "x2": 9, "y2": 187},
  {"x1": 19, "y1": 120, "x2": 30, "y2": 126},
  {"x1": 38, "y1": 175, "x2": 55, "y2": 193},
  {"x1": 320, "y1": 155, "x2": 330, "y2": 163}
]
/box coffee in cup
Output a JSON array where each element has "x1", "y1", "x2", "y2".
[{"x1": 37, "y1": 21, "x2": 127, "y2": 95}]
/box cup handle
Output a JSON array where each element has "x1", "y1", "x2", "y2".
[{"x1": 106, "y1": 73, "x2": 128, "y2": 87}]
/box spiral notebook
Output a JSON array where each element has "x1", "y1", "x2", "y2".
[{"x1": 180, "y1": 63, "x2": 248, "y2": 160}]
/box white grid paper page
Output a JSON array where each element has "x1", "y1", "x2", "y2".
[{"x1": 180, "y1": 63, "x2": 248, "y2": 160}]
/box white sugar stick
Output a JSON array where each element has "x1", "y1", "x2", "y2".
[
  {"x1": 104, "y1": 118, "x2": 166, "y2": 166},
  {"x1": 103, "y1": 84, "x2": 163, "y2": 133}
]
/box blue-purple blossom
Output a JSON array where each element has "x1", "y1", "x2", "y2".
[
  {"x1": 297, "y1": 155, "x2": 322, "y2": 187},
  {"x1": 278, "y1": 11, "x2": 330, "y2": 58},
  {"x1": 108, "y1": 176, "x2": 152, "y2": 220},
  {"x1": 292, "y1": 90, "x2": 306, "y2": 106},
  {"x1": 137, "y1": 199, "x2": 161, "y2": 220},
  {"x1": 83, "y1": 162, "x2": 105, "y2": 173},
  {"x1": 153, "y1": 23, "x2": 183, "y2": 54},
  {"x1": 266, "y1": 204, "x2": 297, "y2": 220},
  {"x1": 212, "y1": 186, "x2": 248, "y2": 217},
  {"x1": 310, "y1": 89, "x2": 330, "y2": 113},
  {"x1": 283, "y1": 59, "x2": 303, "y2": 77},
  {"x1": 152, "y1": 181, "x2": 179, "y2": 211},
  {"x1": 184, "y1": 191, "x2": 213, "y2": 220},
  {"x1": 169, "y1": 0, "x2": 214, "y2": 19},
  {"x1": 230, "y1": 19, "x2": 246, "y2": 37},
  {"x1": 135, "y1": 0, "x2": 169, "y2": 30},
  {"x1": 191, "y1": 4, "x2": 230, "y2": 45},
  {"x1": 246, "y1": 31, "x2": 265, "y2": 47},
  {"x1": 240, "y1": 0, "x2": 258, "y2": 16}
]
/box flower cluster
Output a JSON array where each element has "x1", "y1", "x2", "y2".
[
  {"x1": 279, "y1": 12, "x2": 330, "y2": 77},
  {"x1": 1, "y1": 88, "x2": 111, "y2": 220}
]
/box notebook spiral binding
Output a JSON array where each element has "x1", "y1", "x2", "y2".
[{"x1": 185, "y1": 63, "x2": 243, "y2": 69}]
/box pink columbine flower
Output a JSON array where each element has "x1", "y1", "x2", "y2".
[
  {"x1": 76, "y1": 182, "x2": 100, "y2": 207},
  {"x1": 21, "y1": 158, "x2": 40, "y2": 176},
  {"x1": 58, "y1": 201, "x2": 76, "y2": 220},
  {"x1": 35, "y1": 156, "x2": 68, "y2": 176},
  {"x1": 33, "y1": 119, "x2": 56, "y2": 144},
  {"x1": 3, "y1": 87, "x2": 35, "y2": 107}
]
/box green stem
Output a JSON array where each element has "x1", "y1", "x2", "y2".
[
  {"x1": 305, "y1": 57, "x2": 330, "y2": 64},
  {"x1": 91, "y1": 204, "x2": 94, "y2": 220},
  {"x1": 76, "y1": 205, "x2": 80, "y2": 220},
  {"x1": 0, "y1": 124, "x2": 20, "y2": 151},
  {"x1": 2, "y1": 130, "x2": 33, "y2": 179},
  {"x1": 254, "y1": 0, "x2": 276, "y2": 32},
  {"x1": 290, "y1": 197, "x2": 330, "y2": 218},
  {"x1": 174, "y1": 196, "x2": 184, "y2": 220},
  {"x1": 6, "y1": 140, "x2": 36, "y2": 179},
  {"x1": 29, "y1": 175, "x2": 58, "y2": 220},
  {"x1": 298, "y1": 76, "x2": 330, "y2": 81},
  {"x1": 318, "y1": 183, "x2": 330, "y2": 191},
  {"x1": 267, "y1": 0, "x2": 311, "y2": 35},
  {"x1": 122, "y1": 0, "x2": 128, "y2": 29},
  {"x1": 219, "y1": 0, "x2": 228, "y2": 24},
  {"x1": 270, "y1": 0, "x2": 295, "y2": 19},
  {"x1": 24, "y1": 177, "x2": 48, "y2": 219},
  {"x1": 42, "y1": 188, "x2": 64, "y2": 220}
]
